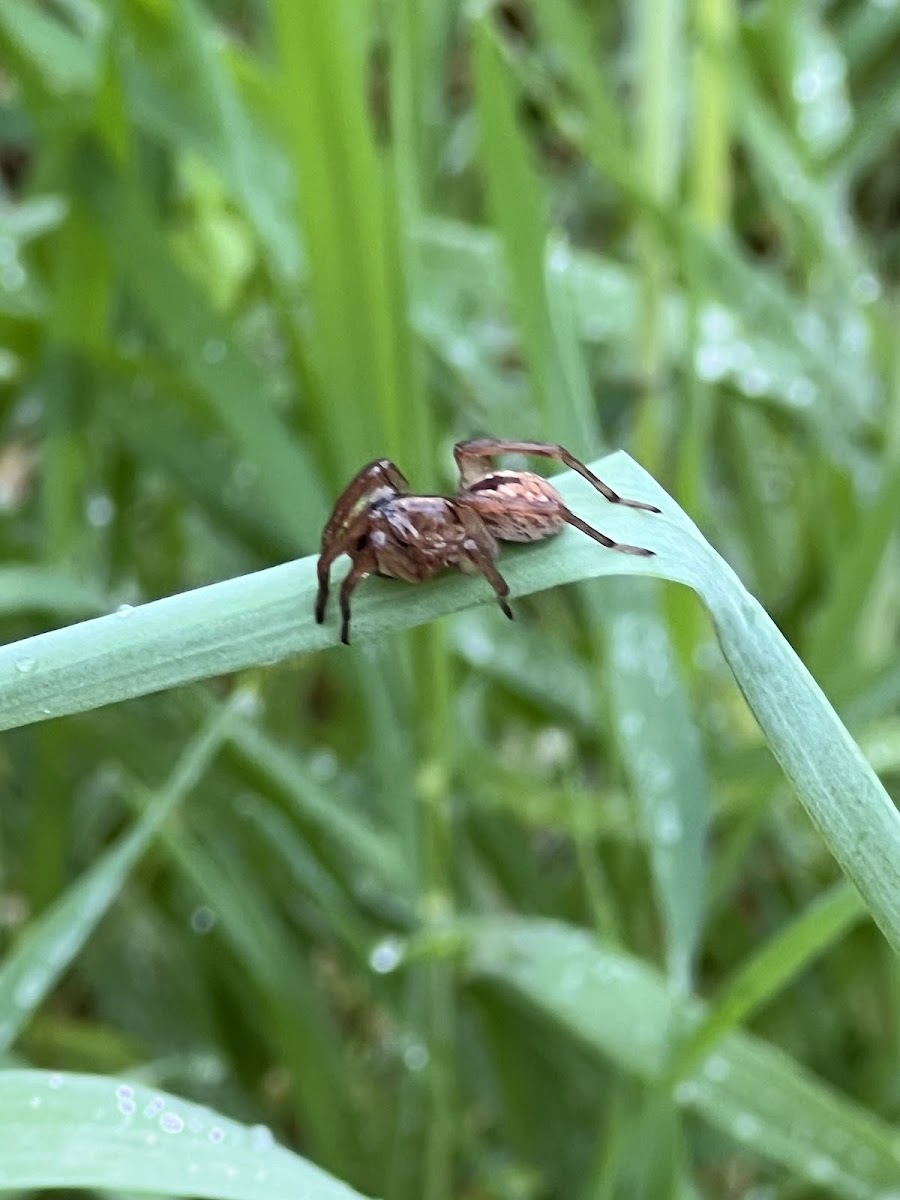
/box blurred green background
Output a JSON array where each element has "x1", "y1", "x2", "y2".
[{"x1": 1, "y1": 0, "x2": 899, "y2": 1196}]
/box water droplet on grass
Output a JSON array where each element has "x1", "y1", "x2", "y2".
[
  {"x1": 702, "y1": 1054, "x2": 730, "y2": 1082},
  {"x1": 250, "y1": 1124, "x2": 275, "y2": 1151},
  {"x1": 369, "y1": 936, "x2": 404, "y2": 974},
  {"x1": 402, "y1": 1041, "x2": 430, "y2": 1071}
]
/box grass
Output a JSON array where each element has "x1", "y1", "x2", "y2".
[{"x1": 0, "y1": 1, "x2": 899, "y2": 1197}]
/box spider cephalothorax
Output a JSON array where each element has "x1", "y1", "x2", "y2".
[{"x1": 315, "y1": 439, "x2": 660, "y2": 644}]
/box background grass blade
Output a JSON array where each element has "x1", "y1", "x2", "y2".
[
  {"x1": 669, "y1": 879, "x2": 868, "y2": 1081},
  {"x1": 465, "y1": 917, "x2": 900, "y2": 1198},
  {"x1": 0, "y1": 1069, "x2": 372, "y2": 1199},
  {"x1": 0, "y1": 701, "x2": 235, "y2": 1052}
]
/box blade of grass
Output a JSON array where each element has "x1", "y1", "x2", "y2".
[
  {"x1": 465, "y1": 916, "x2": 900, "y2": 1197},
  {"x1": 605, "y1": 583, "x2": 710, "y2": 989},
  {"x1": 0, "y1": 1068, "x2": 371, "y2": 1199},
  {"x1": 668, "y1": 879, "x2": 868, "y2": 1082},
  {"x1": 0, "y1": 699, "x2": 236, "y2": 1052},
  {"x1": 0, "y1": 453, "x2": 899, "y2": 961},
  {"x1": 0, "y1": 567, "x2": 108, "y2": 619}
]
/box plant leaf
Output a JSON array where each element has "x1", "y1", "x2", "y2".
[
  {"x1": 0, "y1": 453, "x2": 897, "y2": 959},
  {"x1": 0, "y1": 1069, "x2": 371, "y2": 1199}
]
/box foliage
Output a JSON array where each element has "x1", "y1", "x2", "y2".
[{"x1": 0, "y1": 1, "x2": 898, "y2": 1197}]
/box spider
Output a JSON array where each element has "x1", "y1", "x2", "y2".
[{"x1": 315, "y1": 439, "x2": 661, "y2": 644}]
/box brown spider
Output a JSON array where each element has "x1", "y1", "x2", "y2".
[{"x1": 315, "y1": 439, "x2": 661, "y2": 644}]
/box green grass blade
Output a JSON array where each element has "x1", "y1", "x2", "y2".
[
  {"x1": 466, "y1": 917, "x2": 900, "y2": 1196},
  {"x1": 101, "y1": 186, "x2": 324, "y2": 545},
  {"x1": 473, "y1": 19, "x2": 562, "y2": 425},
  {"x1": 0, "y1": 567, "x2": 108, "y2": 619},
  {"x1": 669, "y1": 880, "x2": 867, "y2": 1081},
  {"x1": 0, "y1": 702, "x2": 235, "y2": 1052},
  {"x1": 605, "y1": 583, "x2": 710, "y2": 988},
  {"x1": 0, "y1": 453, "x2": 897, "y2": 960},
  {"x1": 0, "y1": 1069, "x2": 371, "y2": 1198}
]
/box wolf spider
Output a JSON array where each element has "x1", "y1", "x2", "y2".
[{"x1": 315, "y1": 439, "x2": 660, "y2": 644}]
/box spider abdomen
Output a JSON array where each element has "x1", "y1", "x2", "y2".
[{"x1": 462, "y1": 471, "x2": 567, "y2": 543}]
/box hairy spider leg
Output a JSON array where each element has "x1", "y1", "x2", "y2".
[
  {"x1": 462, "y1": 488, "x2": 655, "y2": 558},
  {"x1": 454, "y1": 439, "x2": 661, "y2": 513},
  {"x1": 315, "y1": 507, "x2": 371, "y2": 626},
  {"x1": 454, "y1": 503, "x2": 514, "y2": 620},
  {"x1": 563, "y1": 509, "x2": 654, "y2": 556},
  {"x1": 320, "y1": 459, "x2": 410, "y2": 555},
  {"x1": 339, "y1": 551, "x2": 377, "y2": 645}
]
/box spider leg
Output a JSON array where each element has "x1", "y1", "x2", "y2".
[
  {"x1": 563, "y1": 508, "x2": 654, "y2": 556},
  {"x1": 454, "y1": 439, "x2": 660, "y2": 513},
  {"x1": 339, "y1": 553, "x2": 376, "y2": 645},
  {"x1": 321, "y1": 459, "x2": 410, "y2": 555},
  {"x1": 315, "y1": 508, "x2": 372, "y2": 626},
  {"x1": 455, "y1": 503, "x2": 513, "y2": 620}
]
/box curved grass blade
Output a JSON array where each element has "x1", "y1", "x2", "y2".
[
  {"x1": 0, "y1": 1069, "x2": 371, "y2": 1199},
  {"x1": 466, "y1": 917, "x2": 900, "y2": 1198},
  {"x1": 0, "y1": 453, "x2": 897, "y2": 959},
  {"x1": 0, "y1": 702, "x2": 236, "y2": 1053}
]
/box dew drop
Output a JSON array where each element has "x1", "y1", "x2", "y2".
[
  {"x1": 673, "y1": 1080, "x2": 701, "y2": 1105},
  {"x1": 619, "y1": 711, "x2": 644, "y2": 738},
  {"x1": 209, "y1": 1126, "x2": 225, "y2": 1144},
  {"x1": 15, "y1": 658, "x2": 36, "y2": 674},
  {"x1": 733, "y1": 1113, "x2": 761, "y2": 1141},
  {"x1": 190, "y1": 905, "x2": 217, "y2": 934},
  {"x1": 738, "y1": 366, "x2": 771, "y2": 397},
  {"x1": 144, "y1": 1095, "x2": 165, "y2": 1118},
  {"x1": 47, "y1": 1073, "x2": 63, "y2": 1089},
  {"x1": 232, "y1": 689, "x2": 262, "y2": 719},
  {"x1": 115, "y1": 603, "x2": 134, "y2": 618},
  {"x1": 369, "y1": 936, "x2": 404, "y2": 974},
  {"x1": 86, "y1": 493, "x2": 115, "y2": 528},
  {"x1": 807, "y1": 1156, "x2": 837, "y2": 1183},
  {"x1": 309, "y1": 749, "x2": 338, "y2": 781},
  {"x1": 656, "y1": 806, "x2": 683, "y2": 845},
  {"x1": 250, "y1": 1124, "x2": 275, "y2": 1151},
  {"x1": 402, "y1": 1041, "x2": 430, "y2": 1072},
  {"x1": 851, "y1": 272, "x2": 881, "y2": 305},
  {"x1": 161, "y1": 1111, "x2": 185, "y2": 1134},
  {"x1": 786, "y1": 377, "x2": 817, "y2": 408},
  {"x1": 702, "y1": 1054, "x2": 730, "y2": 1082}
]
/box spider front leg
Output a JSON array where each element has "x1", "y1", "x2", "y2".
[
  {"x1": 316, "y1": 459, "x2": 408, "y2": 627},
  {"x1": 315, "y1": 508, "x2": 373, "y2": 627},
  {"x1": 454, "y1": 439, "x2": 661, "y2": 513},
  {"x1": 320, "y1": 459, "x2": 410, "y2": 555}
]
